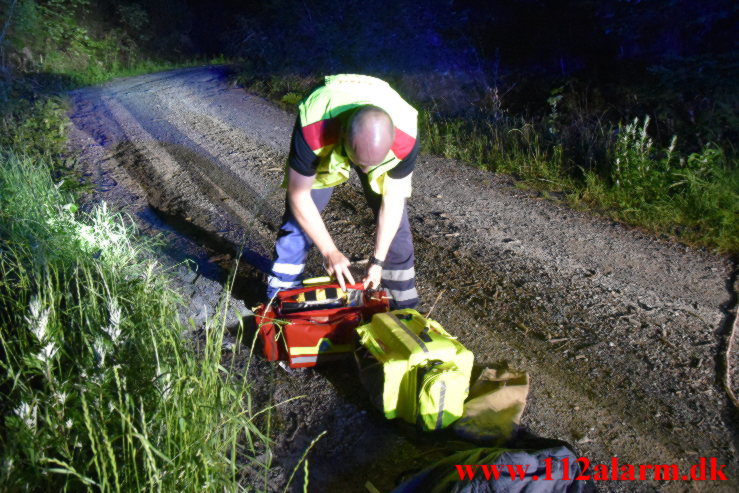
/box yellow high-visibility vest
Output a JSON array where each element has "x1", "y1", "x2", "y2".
[{"x1": 293, "y1": 74, "x2": 418, "y2": 196}]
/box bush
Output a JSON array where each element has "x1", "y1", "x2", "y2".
[{"x1": 0, "y1": 96, "x2": 69, "y2": 157}]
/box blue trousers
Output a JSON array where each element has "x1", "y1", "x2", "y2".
[{"x1": 267, "y1": 170, "x2": 418, "y2": 309}]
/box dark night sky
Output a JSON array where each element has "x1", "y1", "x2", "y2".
[{"x1": 161, "y1": 0, "x2": 738, "y2": 74}]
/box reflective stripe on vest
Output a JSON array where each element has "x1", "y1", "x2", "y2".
[{"x1": 296, "y1": 74, "x2": 418, "y2": 195}]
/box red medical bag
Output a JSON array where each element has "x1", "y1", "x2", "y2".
[{"x1": 254, "y1": 282, "x2": 390, "y2": 368}]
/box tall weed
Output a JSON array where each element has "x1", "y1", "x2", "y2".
[
  {"x1": 611, "y1": 116, "x2": 663, "y2": 203},
  {"x1": 583, "y1": 117, "x2": 738, "y2": 251}
]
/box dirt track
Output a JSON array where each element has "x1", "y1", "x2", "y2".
[{"x1": 67, "y1": 66, "x2": 738, "y2": 492}]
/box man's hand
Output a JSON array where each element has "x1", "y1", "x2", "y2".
[
  {"x1": 363, "y1": 263, "x2": 382, "y2": 290},
  {"x1": 323, "y1": 249, "x2": 355, "y2": 291}
]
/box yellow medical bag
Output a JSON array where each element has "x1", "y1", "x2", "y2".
[{"x1": 355, "y1": 309, "x2": 473, "y2": 431}]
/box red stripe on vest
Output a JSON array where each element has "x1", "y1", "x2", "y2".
[
  {"x1": 391, "y1": 127, "x2": 416, "y2": 160},
  {"x1": 302, "y1": 117, "x2": 341, "y2": 151}
]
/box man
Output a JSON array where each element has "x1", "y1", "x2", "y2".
[{"x1": 266, "y1": 74, "x2": 420, "y2": 309}]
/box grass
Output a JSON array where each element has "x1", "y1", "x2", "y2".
[
  {"x1": 0, "y1": 149, "x2": 271, "y2": 491},
  {"x1": 0, "y1": 6, "x2": 271, "y2": 489},
  {"x1": 55, "y1": 55, "x2": 231, "y2": 89},
  {"x1": 232, "y1": 70, "x2": 738, "y2": 254}
]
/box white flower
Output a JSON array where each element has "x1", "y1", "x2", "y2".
[
  {"x1": 93, "y1": 339, "x2": 107, "y2": 367},
  {"x1": 14, "y1": 401, "x2": 37, "y2": 431},
  {"x1": 156, "y1": 373, "x2": 173, "y2": 400},
  {"x1": 25, "y1": 295, "x2": 50, "y2": 342},
  {"x1": 53, "y1": 390, "x2": 68, "y2": 405},
  {"x1": 103, "y1": 299, "x2": 122, "y2": 343},
  {"x1": 29, "y1": 296, "x2": 41, "y2": 319},
  {"x1": 37, "y1": 341, "x2": 57, "y2": 363}
]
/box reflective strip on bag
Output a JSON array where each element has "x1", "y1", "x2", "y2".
[
  {"x1": 435, "y1": 381, "x2": 447, "y2": 430},
  {"x1": 387, "y1": 313, "x2": 428, "y2": 353},
  {"x1": 291, "y1": 356, "x2": 317, "y2": 365},
  {"x1": 290, "y1": 338, "x2": 353, "y2": 356}
]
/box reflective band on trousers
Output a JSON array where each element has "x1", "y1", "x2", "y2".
[
  {"x1": 382, "y1": 267, "x2": 415, "y2": 282},
  {"x1": 272, "y1": 262, "x2": 305, "y2": 275},
  {"x1": 388, "y1": 287, "x2": 419, "y2": 302},
  {"x1": 267, "y1": 276, "x2": 301, "y2": 288}
]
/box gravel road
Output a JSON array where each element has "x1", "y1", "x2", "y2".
[{"x1": 67, "y1": 66, "x2": 738, "y2": 492}]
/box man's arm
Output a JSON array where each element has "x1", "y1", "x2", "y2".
[
  {"x1": 363, "y1": 172, "x2": 412, "y2": 289},
  {"x1": 287, "y1": 168, "x2": 355, "y2": 289}
]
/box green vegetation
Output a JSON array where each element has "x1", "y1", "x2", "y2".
[
  {"x1": 0, "y1": 0, "x2": 225, "y2": 171},
  {"x1": 0, "y1": 150, "x2": 270, "y2": 490},
  {"x1": 583, "y1": 118, "x2": 738, "y2": 251},
  {"x1": 421, "y1": 112, "x2": 737, "y2": 253},
  {"x1": 1, "y1": 2, "x2": 265, "y2": 490},
  {"x1": 1, "y1": 0, "x2": 222, "y2": 93},
  {"x1": 233, "y1": 70, "x2": 738, "y2": 253}
]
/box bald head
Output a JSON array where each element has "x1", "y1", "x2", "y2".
[{"x1": 345, "y1": 106, "x2": 395, "y2": 171}]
